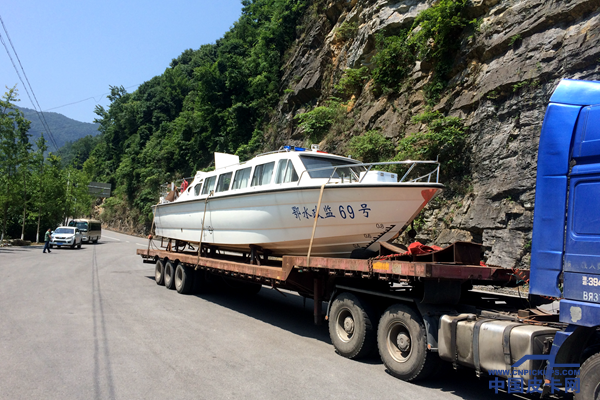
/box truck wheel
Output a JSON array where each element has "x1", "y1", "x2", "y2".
[
  {"x1": 576, "y1": 352, "x2": 600, "y2": 400},
  {"x1": 329, "y1": 292, "x2": 377, "y2": 359},
  {"x1": 377, "y1": 304, "x2": 438, "y2": 382},
  {"x1": 175, "y1": 264, "x2": 193, "y2": 294},
  {"x1": 155, "y1": 259, "x2": 165, "y2": 286},
  {"x1": 164, "y1": 260, "x2": 176, "y2": 290}
]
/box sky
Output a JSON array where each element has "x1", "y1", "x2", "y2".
[{"x1": 0, "y1": 1, "x2": 244, "y2": 123}]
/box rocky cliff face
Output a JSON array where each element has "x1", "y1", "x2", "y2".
[{"x1": 270, "y1": 0, "x2": 600, "y2": 269}]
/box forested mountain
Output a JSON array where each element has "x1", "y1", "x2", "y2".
[
  {"x1": 84, "y1": 0, "x2": 307, "y2": 229},
  {"x1": 72, "y1": 0, "x2": 599, "y2": 268},
  {"x1": 18, "y1": 106, "x2": 100, "y2": 150}
]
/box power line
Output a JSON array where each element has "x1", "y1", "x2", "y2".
[
  {"x1": 44, "y1": 84, "x2": 141, "y2": 113},
  {"x1": 0, "y1": 13, "x2": 60, "y2": 152}
]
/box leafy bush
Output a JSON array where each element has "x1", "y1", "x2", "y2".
[
  {"x1": 509, "y1": 34, "x2": 522, "y2": 47},
  {"x1": 348, "y1": 130, "x2": 395, "y2": 163},
  {"x1": 370, "y1": 0, "x2": 474, "y2": 101},
  {"x1": 335, "y1": 66, "x2": 371, "y2": 97},
  {"x1": 294, "y1": 100, "x2": 346, "y2": 143},
  {"x1": 409, "y1": 0, "x2": 472, "y2": 103},
  {"x1": 335, "y1": 21, "x2": 358, "y2": 41},
  {"x1": 395, "y1": 110, "x2": 467, "y2": 178},
  {"x1": 371, "y1": 32, "x2": 415, "y2": 93}
]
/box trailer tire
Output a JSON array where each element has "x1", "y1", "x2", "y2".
[
  {"x1": 155, "y1": 259, "x2": 165, "y2": 286},
  {"x1": 377, "y1": 304, "x2": 438, "y2": 382},
  {"x1": 175, "y1": 264, "x2": 193, "y2": 294},
  {"x1": 576, "y1": 351, "x2": 600, "y2": 400},
  {"x1": 329, "y1": 292, "x2": 377, "y2": 359},
  {"x1": 164, "y1": 260, "x2": 176, "y2": 290}
]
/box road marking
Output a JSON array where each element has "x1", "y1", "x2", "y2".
[{"x1": 101, "y1": 235, "x2": 121, "y2": 241}]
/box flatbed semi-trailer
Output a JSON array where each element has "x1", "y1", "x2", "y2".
[{"x1": 136, "y1": 79, "x2": 600, "y2": 399}]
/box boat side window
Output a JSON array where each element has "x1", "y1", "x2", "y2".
[
  {"x1": 275, "y1": 159, "x2": 299, "y2": 184},
  {"x1": 232, "y1": 167, "x2": 251, "y2": 190},
  {"x1": 299, "y1": 155, "x2": 364, "y2": 179},
  {"x1": 251, "y1": 162, "x2": 275, "y2": 186},
  {"x1": 216, "y1": 172, "x2": 233, "y2": 192},
  {"x1": 193, "y1": 180, "x2": 203, "y2": 196},
  {"x1": 201, "y1": 176, "x2": 216, "y2": 195}
]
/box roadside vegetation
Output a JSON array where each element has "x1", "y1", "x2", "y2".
[{"x1": 0, "y1": 87, "x2": 92, "y2": 242}]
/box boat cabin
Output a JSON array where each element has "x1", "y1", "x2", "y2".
[{"x1": 163, "y1": 146, "x2": 401, "y2": 204}]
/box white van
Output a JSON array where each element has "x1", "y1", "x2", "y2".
[{"x1": 68, "y1": 219, "x2": 101, "y2": 243}]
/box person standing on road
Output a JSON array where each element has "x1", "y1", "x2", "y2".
[{"x1": 43, "y1": 228, "x2": 52, "y2": 253}]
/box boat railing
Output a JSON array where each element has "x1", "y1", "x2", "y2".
[{"x1": 296, "y1": 160, "x2": 440, "y2": 186}]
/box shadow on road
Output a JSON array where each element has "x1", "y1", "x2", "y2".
[
  {"x1": 0, "y1": 246, "x2": 45, "y2": 253},
  {"x1": 415, "y1": 366, "x2": 561, "y2": 399},
  {"x1": 192, "y1": 279, "x2": 332, "y2": 344},
  {"x1": 143, "y1": 274, "x2": 571, "y2": 399}
]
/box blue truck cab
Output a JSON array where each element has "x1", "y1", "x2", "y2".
[{"x1": 530, "y1": 79, "x2": 600, "y2": 397}]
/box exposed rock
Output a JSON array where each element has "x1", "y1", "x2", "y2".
[{"x1": 272, "y1": 0, "x2": 600, "y2": 269}]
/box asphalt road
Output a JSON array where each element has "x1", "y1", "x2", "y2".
[{"x1": 0, "y1": 230, "x2": 523, "y2": 400}]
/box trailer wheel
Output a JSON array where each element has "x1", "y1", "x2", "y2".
[
  {"x1": 155, "y1": 259, "x2": 165, "y2": 286},
  {"x1": 164, "y1": 260, "x2": 176, "y2": 290},
  {"x1": 576, "y1": 351, "x2": 600, "y2": 400},
  {"x1": 175, "y1": 264, "x2": 193, "y2": 294},
  {"x1": 329, "y1": 292, "x2": 377, "y2": 359},
  {"x1": 377, "y1": 304, "x2": 438, "y2": 382}
]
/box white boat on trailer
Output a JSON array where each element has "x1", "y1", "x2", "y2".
[{"x1": 153, "y1": 146, "x2": 443, "y2": 258}]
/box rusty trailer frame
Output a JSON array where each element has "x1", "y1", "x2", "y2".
[{"x1": 137, "y1": 243, "x2": 525, "y2": 324}]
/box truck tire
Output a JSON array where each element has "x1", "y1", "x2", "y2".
[
  {"x1": 155, "y1": 259, "x2": 165, "y2": 286},
  {"x1": 377, "y1": 304, "x2": 438, "y2": 382},
  {"x1": 164, "y1": 260, "x2": 176, "y2": 290},
  {"x1": 576, "y1": 352, "x2": 600, "y2": 400},
  {"x1": 175, "y1": 264, "x2": 193, "y2": 294},
  {"x1": 329, "y1": 292, "x2": 377, "y2": 359}
]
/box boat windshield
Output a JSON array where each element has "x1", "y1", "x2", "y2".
[
  {"x1": 299, "y1": 155, "x2": 365, "y2": 179},
  {"x1": 55, "y1": 228, "x2": 75, "y2": 234}
]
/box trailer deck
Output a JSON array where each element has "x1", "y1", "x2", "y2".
[{"x1": 136, "y1": 240, "x2": 524, "y2": 286}]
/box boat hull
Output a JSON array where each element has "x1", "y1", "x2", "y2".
[{"x1": 153, "y1": 184, "x2": 441, "y2": 257}]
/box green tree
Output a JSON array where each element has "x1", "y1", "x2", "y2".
[{"x1": 0, "y1": 86, "x2": 31, "y2": 241}]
